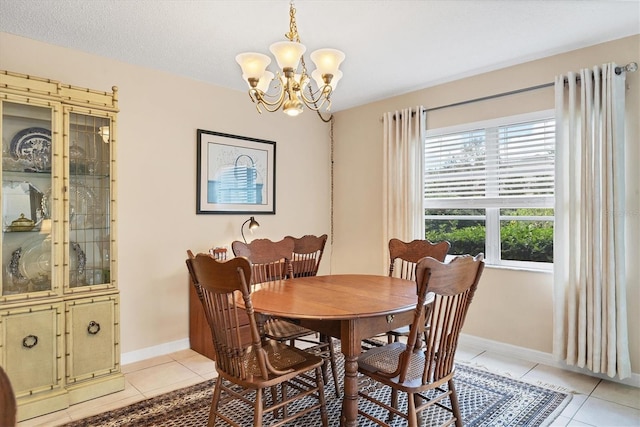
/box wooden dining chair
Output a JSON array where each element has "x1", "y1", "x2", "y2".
[
  {"x1": 357, "y1": 254, "x2": 485, "y2": 427},
  {"x1": 231, "y1": 238, "x2": 295, "y2": 285},
  {"x1": 389, "y1": 238, "x2": 451, "y2": 280},
  {"x1": 232, "y1": 237, "x2": 340, "y2": 397},
  {"x1": 0, "y1": 365, "x2": 17, "y2": 427},
  {"x1": 285, "y1": 234, "x2": 328, "y2": 277},
  {"x1": 185, "y1": 253, "x2": 328, "y2": 427},
  {"x1": 384, "y1": 238, "x2": 450, "y2": 343}
]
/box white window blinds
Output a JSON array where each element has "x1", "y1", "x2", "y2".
[{"x1": 425, "y1": 116, "x2": 555, "y2": 208}]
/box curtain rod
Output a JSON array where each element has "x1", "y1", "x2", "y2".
[
  {"x1": 424, "y1": 82, "x2": 553, "y2": 113},
  {"x1": 384, "y1": 61, "x2": 637, "y2": 118}
]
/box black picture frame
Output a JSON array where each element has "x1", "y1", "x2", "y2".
[{"x1": 196, "y1": 130, "x2": 276, "y2": 214}]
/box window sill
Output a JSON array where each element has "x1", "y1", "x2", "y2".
[{"x1": 484, "y1": 263, "x2": 552, "y2": 274}]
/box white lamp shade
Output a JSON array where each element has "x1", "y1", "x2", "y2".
[
  {"x1": 269, "y1": 41, "x2": 306, "y2": 70},
  {"x1": 235, "y1": 52, "x2": 271, "y2": 80},
  {"x1": 310, "y1": 48, "x2": 345, "y2": 76},
  {"x1": 312, "y1": 69, "x2": 342, "y2": 90},
  {"x1": 244, "y1": 71, "x2": 274, "y2": 92}
]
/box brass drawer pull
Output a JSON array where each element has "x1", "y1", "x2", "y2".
[
  {"x1": 386, "y1": 314, "x2": 394, "y2": 324},
  {"x1": 87, "y1": 321, "x2": 101, "y2": 335},
  {"x1": 22, "y1": 334, "x2": 38, "y2": 349}
]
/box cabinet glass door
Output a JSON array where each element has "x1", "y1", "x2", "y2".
[
  {"x1": 1, "y1": 101, "x2": 54, "y2": 296},
  {"x1": 67, "y1": 112, "x2": 111, "y2": 288}
]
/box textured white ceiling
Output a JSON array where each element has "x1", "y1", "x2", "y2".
[{"x1": 1, "y1": 0, "x2": 639, "y2": 111}]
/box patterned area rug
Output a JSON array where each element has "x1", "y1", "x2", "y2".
[{"x1": 62, "y1": 351, "x2": 571, "y2": 427}]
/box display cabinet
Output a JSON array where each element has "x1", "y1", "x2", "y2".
[{"x1": 0, "y1": 70, "x2": 123, "y2": 421}]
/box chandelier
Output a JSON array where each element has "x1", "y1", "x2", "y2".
[{"x1": 235, "y1": 1, "x2": 345, "y2": 119}]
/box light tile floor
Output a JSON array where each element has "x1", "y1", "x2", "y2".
[{"x1": 17, "y1": 343, "x2": 640, "y2": 427}]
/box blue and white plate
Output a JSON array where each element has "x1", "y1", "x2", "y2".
[{"x1": 9, "y1": 127, "x2": 52, "y2": 172}]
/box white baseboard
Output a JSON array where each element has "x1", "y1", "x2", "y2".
[
  {"x1": 121, "y1": 338, "x2": 191, "y2": 366},
  {"x1": 459, "y1": 334, "x2": 640, "y2": 388}
]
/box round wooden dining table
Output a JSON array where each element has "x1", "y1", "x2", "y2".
[{"x1": 247, "y1": 274, "x2": 420, "y2": 427}]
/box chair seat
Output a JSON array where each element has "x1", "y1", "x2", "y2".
[
  {"x1": 358, "y1": 342, "x2": 453, "y2": 391},
  {"x1": 264, "y1": 318, "x2": 315, "y2": 341},
  {"x1": 264, "y1": 318, "x2": 341, "y2": 397},
  {"x1": 245, "y1": 341, "x2": 323, "y2": 376}
]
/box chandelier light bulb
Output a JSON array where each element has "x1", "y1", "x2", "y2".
[
  {"x1": 269, "y1": 41, "x2": 306, "y2": 71},
  {"x1": 310, "y1": 48, "x2": 345, "y2": 76},
  {"x1": 235, "y1": 52, "x2": 271, "y2": 80},
  {"x1": 283, "y1": 98, "x2": 304, "y2": 116}
]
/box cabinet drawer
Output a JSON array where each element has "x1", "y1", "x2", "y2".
[
  {"x1": 0, "y1": 303, "x2": 64, "y2": 398},
  {"x1": 66, "y1": 295, "x2": 120, "y2": 384}
]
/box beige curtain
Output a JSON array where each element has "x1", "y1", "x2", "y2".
[
  {"x1": 553, "y1": 63, "x2": 630, "y2": 379},
  {"x1": 382, "y1": 107, "x2": 425, "y2": 254}
]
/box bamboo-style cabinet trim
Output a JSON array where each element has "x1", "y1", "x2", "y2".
[{"x1": 0, "y1": 70, "x2": 123, "y2": 421}]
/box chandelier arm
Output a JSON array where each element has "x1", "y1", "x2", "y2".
[
  {"x1": 299, "y1": 97, "x2": 333, "y2": 115},
  {"x1": 298, "y1": 86, "x2": 323, "y2": 103},
  {"x1": 299, "y1": 86, "x2": 333, "y2": 111},
  {"x1": 250, "y1": 87, "x2": 286, "y2": 110},
  {"x1": 255, "y1": 75, "x2": 287, "y2": 102},
  {"x1": 309, "y1": 83, "x2": 334, "y2": 122},
  {"x1": 257, "y1": 102, "x2": 286, "y2": 114},
  {"x1": 299, "y1": 94, "x2": 327, "y2": 111},
  {"x1": 256, "y1": 99, "x2": 287, "y2": 113}
]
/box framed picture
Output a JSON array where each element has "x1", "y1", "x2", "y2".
[{"x1": 196, "y1": 130, "x2": 276, "y2": 214}]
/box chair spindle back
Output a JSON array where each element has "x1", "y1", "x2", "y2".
[
  {"x1": 388, "y1": 238, "x2": 450, "y2": 281},
  {"x1": 231, "y1": 238, "x2": 294, "y2": 284},
  {"x1": 286, "y1": 234, "x2": 328, "y2": 278}
]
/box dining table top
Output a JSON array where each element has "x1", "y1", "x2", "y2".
[{"x1": 248, "y1": 274, "x2": 418, "y2": 320}]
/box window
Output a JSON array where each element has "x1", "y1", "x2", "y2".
[{"x1": 424, "y1": 111, "x2": 555, "y2": 269}]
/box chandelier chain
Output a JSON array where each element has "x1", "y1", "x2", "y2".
[
  {"x1": 287, "y1": 1, "x2": 332, "y2": 122},
  {"x1": 287, "y1": 1, "x2": 299, "y2": 42},
  {"x1": 289, "y1": 2, "x2": 309, "y2": 80},
  {"x1": 330, "y1": 115, "x2": 335, "y2": 243}
]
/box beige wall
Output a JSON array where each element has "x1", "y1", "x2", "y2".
[
  {"x1": 0, "y1": 32, "x2": 332, "y2": 354},
  {"x1": 332, "y1": 35, "x2": 640, "y2": 374}
]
